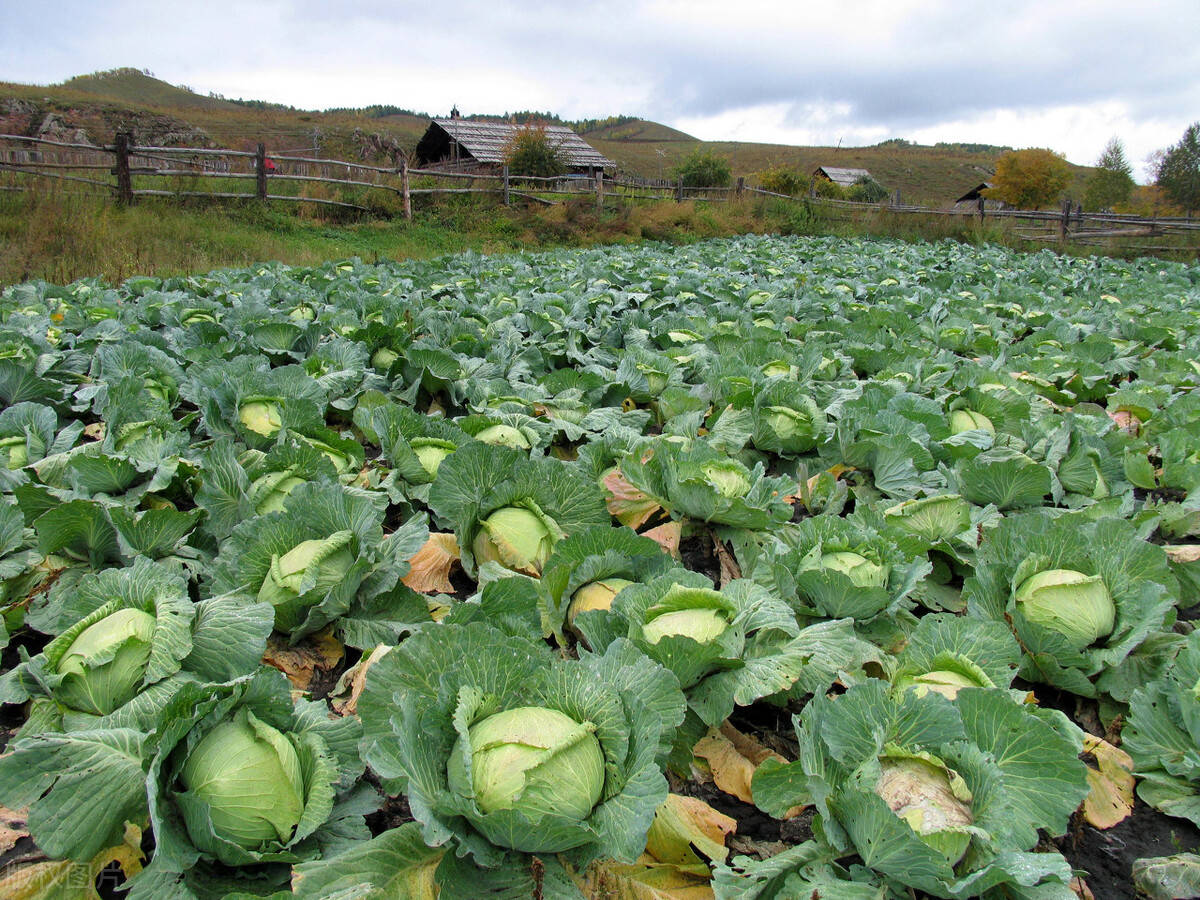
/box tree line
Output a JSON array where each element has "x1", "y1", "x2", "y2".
[{"x1": 985, "y1": 124, "x2": 1200, "y2": 215}]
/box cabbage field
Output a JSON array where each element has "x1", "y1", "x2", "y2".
[{"x1": 0, "y1": 234, "x2": 1198, "y2": 899}]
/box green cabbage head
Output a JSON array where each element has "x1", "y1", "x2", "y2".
[
  {"x1": 239, "y1": 399, "x2": 283, "y2": 437},
  {"x1": 257, "y1": 530, "x2": 356, "y2": 632},
  {"x1": 884, "y1": 494, "x2": 973, "y2": 544},
  {"x1": 411, "y1": 438, "x2": 457, "y2": 478},
  {"x1": 1014, "y1": 568, "x2": 1115, "y2": 651},
  {"x1": 568, "y1": 577, "x2": 634, "y2": 628},
  {"x1": 0, "y1": 435, "x2": 28, "y2": 469},
  {"x1": 640, "y1": 584, "x2": 731, "y2": 646},
  {"x1": 446, "y1": 705, "x2": 605, "y2": 851},
  {"x1": 177, "y1": 707, "x2": 306, "y2": 854},
  {"x1": 474, "y1": 424, "x2": 531, "y2": 450},
  {"x1": 473, "y1": 505, "x2": 562, "y2": 576},
  {"x1": 819, "y1": 550, "x2": 890, "y2": 589},
  {"x1": 874, "y1": 751, "x2": 974, "y2": 864},
  {"x1": 55, "y1": 607, "x2": 157, "y2": 715},
  {"x1": 949, "y1": 409, "x2": 995, "y2": 435},
  {"x1": 700, "y1": 460, "x2": 751, "y2": 499},
  {"x1": 898, "y1": 667, "x2": 989, "y2": 701},
  {"x1": 248, "y1": 469, "x2": 305, "y2": 515}
]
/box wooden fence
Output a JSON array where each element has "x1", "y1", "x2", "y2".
[{"x1": 3, "y1": 132, "x2": 1197, "y2": 254}]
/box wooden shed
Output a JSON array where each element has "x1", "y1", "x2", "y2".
[
  {"x1": 415, "y1": 117, "x2": 615, "y2": 174},
  {"x1": 953, "y1": 182, "x2": 1008, "y2": 211},
  {"x1": 812, "y1": 166, "x2": 874, "y2": 188}
]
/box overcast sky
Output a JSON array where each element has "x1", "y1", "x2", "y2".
[{"x1": 4, "y1": 1, "x2": 1197, "y2": 179}]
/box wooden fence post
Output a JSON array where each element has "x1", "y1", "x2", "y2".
[
  {"x1": 595, "y1": 171, "x2": 604, "y2": 211},
  {"x1": 977, "y1": 196, "x2": 986, "y2": 223},
  {"x1": 1059, "y1": 198, "x2": 1072, "y2": 242},
  {"x1": 113, "y1": 131, "x2": 133, "y2": 206},
  {"x1": 736, "y1": 176, "x2": 744, "y2": 199},
  {"x1": 400, "y1": 161, "x2": 411, "y2": 220},
  {"x1": 675, "y1": 178, "x2": 684, "y2": 203},
  {"x1": 255, "y1": 143, "x2": 268, "y2": 201},
  {"x1": 502, "y1": 166, "x2": 510, "y2": 206}
]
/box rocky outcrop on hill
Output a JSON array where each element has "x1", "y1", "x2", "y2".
[{"x1": 0, "y1": 97, "x2": 210, "y2": 147}]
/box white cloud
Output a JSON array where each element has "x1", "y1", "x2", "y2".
[{"x1": 2, "y1": 0, "x2": 1196, "y2": 178}]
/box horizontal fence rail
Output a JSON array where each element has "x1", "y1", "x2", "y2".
[{"x1": 2, "y1": 132, "x2": 1196, "y2": 255}]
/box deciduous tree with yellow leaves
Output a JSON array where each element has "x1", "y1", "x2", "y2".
[{"x1": 984, "y1": 148, "x2": 1072, "y2": 209}]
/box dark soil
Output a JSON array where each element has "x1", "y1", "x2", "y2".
[{"x1": 1058, "y1": 802, "x2": 1200, "y2": 900}]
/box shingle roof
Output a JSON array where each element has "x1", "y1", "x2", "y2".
[
  {"x1": 814, "y1": 166, "x2": 874, "y2": 187},
  {"x1": 424, "y1": 119, "x2": 615, "y2": 169}
]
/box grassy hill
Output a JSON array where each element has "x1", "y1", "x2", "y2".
[
  {"x1": 0, "y1": 68, "x2": 1093, "y2": 206},
  {"x1": 60, "y1": 68, "x2": 245, "y2": 112}
]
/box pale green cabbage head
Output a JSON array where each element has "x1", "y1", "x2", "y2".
[
  {"x1": 370, "y1": 347, "x2": 399, "y2": 369},
  {"x1": 641, "y1": 584, "x2": 731, "y2": 645},
  {"x1": 761, "y1": 360, "x2": 796, "y2": 379},
  {"x1": 883, "y1": 494, "x2": 972, "y2": 544},
  {"x1": 55, "y1": 607, "x2": 157, "y2": 715},
  {"x1": 412, "y1": 439, "x2": 456, "y2": 478},
  {"x1": 1014, "y1": 568, "x2": 1115, "y2": 651},
  {"x1": 875, "y1": 752, "x2": 974, "y2": 864},
  {"x1": 256, "y1": 531, "x2": 356, "y2": 632},
  {"x1": 819, "y1": 551, "x2": 890, "y2": 589},
  {"x1": 763, "y1": 406, "x2": 809, "y2": 442},
  {"x1": 472, "y1": 506, "x2": 560, "y2": 576},
  {"x1": 473, "y1": 424, "x2": 531, "y2": 450},
  {"x1": 568, "y1": 577, "x2": 634, "y2": 628},
  {"x1": 248, "y1": 469, "x2": 305, "y2": 515},
  {"x1": 903, "y1": 669, "x2": 985, "y2": 701},
  {"x1": 238, "y1": 400, "x2": 282, "y2": 437},
  {"x1": 446, "y1": 706, "x2": 605, "y2": 835},
  {"x1": 0, "y1": 435, "x2": 27, "y2": 469},
  {"x1": 296, "y1": 435, "x2": 355, "y2": 474},
  {"x1": 949, "y1": 409, "x2": 995, "y2": 434},
  {"x1": 700, "y1": 461, "x2": 751, "y2": 499},
  {"x1": 178, "y1": 707, "x2": 306, "y2": 851}
]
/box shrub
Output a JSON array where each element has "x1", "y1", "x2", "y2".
[
  {"x1": 847, "y1": 176, "x2": 889, "y2": 203},
  {"x1": 504, "y1": 124, "x2": 567, "y2": 179},
  {"x1": 674, "y1": 149, "x2": 732, "y2": 188},
  {"x1": 813, "y1": 178, "x2": 845, "y2": 199},
  {"x1": 758, "y1": 165, "x2": 809, "y2": 196}
]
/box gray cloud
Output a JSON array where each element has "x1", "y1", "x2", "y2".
[{"x1": 2, "y1": 0, "x2": 1196, "y2": 164}]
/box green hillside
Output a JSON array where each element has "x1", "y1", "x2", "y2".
[
  {"x1": 0, "y1": 68, "x2": 1093, "y2": 206},
  {"x1": 60, "y1": 68, "x2": 245, "y2": 111}
]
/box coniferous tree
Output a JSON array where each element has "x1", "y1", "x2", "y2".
[
  {"x1": 1084, "y1": 137, "x2": 1135, "y2": 211},
  {"x1": 1156, "y1": 123, "x2": 1200, "y2": 215}
]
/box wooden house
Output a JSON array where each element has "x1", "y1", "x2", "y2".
[
  {"x1": 953, "y1": 182, "x2": 1008, "y2": 211},
  {"x1": 812, "y1": 166, "x2": 875, "y2": 188},
  {"x1": 415, "y1": 115, "x2": 615, "y2": 174}
]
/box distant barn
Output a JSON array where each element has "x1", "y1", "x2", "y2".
[
  {"x1": 415, "y1": 116, "x2": 615, "y2": 174},
  {"x1": 812, "y1": 166, "x2": 875, "y2": 188},
  {"x1": 953, "y1": 182, "x2": 1008, "y2": 211}
]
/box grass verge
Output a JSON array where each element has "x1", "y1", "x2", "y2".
[{"x1": 1, "y1": 188, "x2": 1191, "y2": 289}]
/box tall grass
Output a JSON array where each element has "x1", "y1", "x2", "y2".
[{"x1": 1, "y1": 187, "x2": 1188, "y2": 289}]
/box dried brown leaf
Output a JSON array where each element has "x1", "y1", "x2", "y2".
[
  {"x1": 402, "y1": 533, "x2": 461, "y2": 594},
  {"x1": 1165, "y1": 545, "x2": 1200, "y2": 565},
  {"x1": 645, "y1": 794, "x2": 736, "y2": 867},
  {"x1": 0, "y1": 805, "x2": 28, "y2": 856},
  {"x1": 642, "y1": 521, "x2": 682, "y2": 559},
  {"x1": 262, "y1": 627, "x2": 345, "y2": 693},
  {"x1": 329, "y1": 644, "x2": 393, "y2": 717},
  {"x1": 603, "y1": 469, "x2": 663, "y2": 531},
  {"x1": 0, "y1": 821, "x2": 143, "y2": 900},
  {"x1": 1082, "y1": 734, "x2": 1135, "y2": 830}
]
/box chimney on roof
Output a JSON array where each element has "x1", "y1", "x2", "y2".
[{"x1": 450, "y1": 105, "x2": 460, "y2": 119}]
